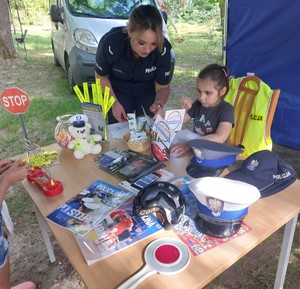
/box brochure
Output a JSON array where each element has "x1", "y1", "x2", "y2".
[
  {"x1": 47, "y1": 180, "x2": 134, "y2": 236},
  {"x1": 74, "y1": 199, "x2": 163, "y2": 265},
  {"x1": 164, "y1": 109, "x2": 186, "y2": 132},
  {"x1": 107, "y1": 121, "x2": 130, "y2": 139},
  {"x1": 152, "y1": 114, "x2": 176, "y2": 149},
  {"x1": 171, "y1": 129, "x2": 201, "y2": 146},
  {"x1": 81, "y1": 102, "x2": 104, "y2": 135}
]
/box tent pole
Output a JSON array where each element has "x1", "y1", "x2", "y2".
[{"x1": 223, "y1": 0, "x2": 229, "y2": 66}]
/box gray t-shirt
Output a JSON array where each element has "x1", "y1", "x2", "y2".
[{"x1": 187, "y1": 100, "x2": 234, "y2": 136}]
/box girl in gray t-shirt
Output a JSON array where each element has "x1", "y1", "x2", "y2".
[{"x1": 171, "y1": 63, "x2": 234, "y2": 157}]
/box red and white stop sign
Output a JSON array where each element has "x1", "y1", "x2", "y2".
[{"x1": 0, "y1": 87, "x2": 31, "y2": 114}]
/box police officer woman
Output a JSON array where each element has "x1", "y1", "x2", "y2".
[{"x1": 95, "y1": 4, "x2": 173, "y2": 124}]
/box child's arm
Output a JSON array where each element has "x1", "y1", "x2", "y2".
[
  {"x1": 202, "y1": 122, "x2": 232, "y2": 143},
  {"x1": 180, "y1": 97, "x2": 192, "y2": 123},
  {"x1": 0, "y1": 159, "x2": 29, "y2": 204}
]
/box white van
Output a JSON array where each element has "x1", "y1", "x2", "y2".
[{"x1": 49, "y1": 0, "x2": 174, "y2": 92}]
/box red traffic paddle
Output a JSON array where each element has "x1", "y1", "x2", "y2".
[{"x1": 117, "y1": 238, "x2": 190, "y2": 289}]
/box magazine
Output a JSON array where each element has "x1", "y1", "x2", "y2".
[
  {"x1": 47, "y1": 180, "x2": 134, "y2": 236},
  {"x1": 172, "y1": 177, "x2": 252, "y2": 256},
  {"x1": 118, "y1": 168, "x2": 175, "y2": 194},
  {"x1": 95, "y1": 149, "x2": 165, "y2": 182},
  {"x1": 74, "y1": 199, "x2": 163, "y2": 265},
  {"x1": 117, "y1": 153, "x2": 165, "y2": 182}
]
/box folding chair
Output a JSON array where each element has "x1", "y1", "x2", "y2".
[{"x1": 225, "y1": 75, "x2": 280, "y2": 157}]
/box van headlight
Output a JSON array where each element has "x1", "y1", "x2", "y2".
[{"x1": 74, "y1": 29, "x2": 98, "y2": 54}]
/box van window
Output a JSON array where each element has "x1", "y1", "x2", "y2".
[{"x1": 66, "y1": 0, "x2": 156, "y2": 18}]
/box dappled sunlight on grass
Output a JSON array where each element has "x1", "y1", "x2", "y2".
[
  {"x1": 175, "y1": 66, "x2": 199, "y2": 77},
  {"x1": 175, "y1": 20, "x2": 218, "y2": 34},
  {"x1": 172, "y1": 66, "x2": 198, "y2": 86}
]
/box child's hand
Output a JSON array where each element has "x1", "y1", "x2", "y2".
[
  {"x1": 3, "y1": 159, "x2": 29, "y2": 186},
  {"x1": 0, "y1": 159, "x2": 14, "y2": 176},
  {"x1": 180, "y1": 97, "x2": 192, "y2": 110},
  {"x1": 170, "y1": 143, "x2": 191, "y2": 158}
]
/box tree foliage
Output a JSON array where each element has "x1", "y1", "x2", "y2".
[
  {"x1": 9, "y1": 0, "x2": 49, "y2": 25},
  {"x1": 159, "y1": 0, "x2": 222, "y2": 24}
]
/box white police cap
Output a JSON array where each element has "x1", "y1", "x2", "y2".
[{"x1": 188, "y1": 177, "x2": 261, "y2": 237}]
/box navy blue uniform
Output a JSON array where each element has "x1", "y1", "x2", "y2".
[{"x1": 95, "y1": 27, "x2": 172, "y2": 123}]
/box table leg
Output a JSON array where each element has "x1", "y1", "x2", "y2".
[
  {"x1": 33, "y1": 204, "x2": 56, "y2": 263},
  {"x1": 274, "y1": 214, "x2": 298, "y2": 289}
]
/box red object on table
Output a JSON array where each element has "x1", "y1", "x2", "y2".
[{"x1": 27, "y1": 167, "x2": 63, "y2": 196}]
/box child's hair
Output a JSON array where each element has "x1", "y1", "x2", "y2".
[
  {"x1": 126, "y1": 5, "x2": 164, "y2": 52},
  {"x1": 198, "y1": 64, "x2": 229, "y2": 97}
]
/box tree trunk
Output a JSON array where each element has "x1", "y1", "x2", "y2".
[{"x1": 0, "y1": 0, "x2": 19, "y2": 62}]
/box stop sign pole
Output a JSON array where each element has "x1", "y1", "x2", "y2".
[{"x1": 0, "y1": 87, "x2": 31, "y2": 145}]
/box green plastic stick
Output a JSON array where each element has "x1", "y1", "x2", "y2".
[
  {"x1": 107, "y1": 96, "x2": 115, "y2": 112},
  {"x1": 95, "y1": 78, "x2": 103, "y2": 106},
  {"x1": 103, "y1": 86, "x2": 110, "y2": 113},
  {"x1": 83, "y1": 82, "x2": 90, "y2": 103},
  {"x1": 91, "y1": 83, "x2": 97, "y2": 104},
  {"x1": 73, "y1": 85, "x2": 85, "y2": 103}
]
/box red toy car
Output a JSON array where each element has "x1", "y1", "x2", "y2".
[{"x1": 27, "y1": 167, "x2": 63, "y2": 196}]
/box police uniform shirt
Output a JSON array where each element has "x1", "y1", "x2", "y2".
[
  {"x1": 187, "y1": 100, "x2": 234, "y2": 136},
  {"x1": 95, "y1": 27, "x2": 172, "y2": 118}
]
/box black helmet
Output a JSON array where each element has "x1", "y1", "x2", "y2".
[{"x1": 132, "y1": 182, "x2": 186, "y2": 230}]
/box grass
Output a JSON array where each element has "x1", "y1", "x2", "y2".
[
  {"x1": 1, "y1": 21, "x2": 300, "y2": 289},
  {"x1": 5, "y1": 183, "x2": 36, "y2": 222}
]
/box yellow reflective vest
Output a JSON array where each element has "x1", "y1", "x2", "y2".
[{"x1": 225, "y1": 76, "x2": 276, "y2": 158}]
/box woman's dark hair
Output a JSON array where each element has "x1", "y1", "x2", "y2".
[
  {"x1": 198, "y1": 64, "x2": 229, "y2": 97},
  {"x1": 127, "y1": 4, "x2": 164, "y2": 52}
]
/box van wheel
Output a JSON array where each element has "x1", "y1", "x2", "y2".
[
  {"x1": 66, "y1": 59, "x2": 76, "y2": 93},
  {"x1": 51, "y1": 41, "x2": 61, "y2": 67},
  {"x1": 54, "y1": 54, "x2": 60, "y2": 67}
]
